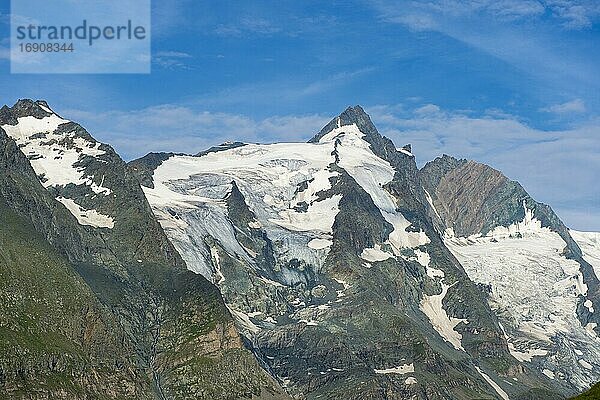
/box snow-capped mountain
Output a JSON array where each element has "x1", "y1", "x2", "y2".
[
  {"x1": 132, "y1": 105, "x2": 598, "y2": 399},
  {"x1": 2, "y1": 99, "x2": 598, "y2": 399},
  {"x1": 0, "y1": 100, "x2": 115, "y2": 228},
  {"x1": 0, "y1": 99, "x2": 289, "y2": 400}
]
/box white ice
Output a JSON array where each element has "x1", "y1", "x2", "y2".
[{"x1": 446, "y1": 207, "x2": 600, "y2": 388}]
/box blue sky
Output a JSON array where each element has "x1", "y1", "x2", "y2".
[{"x1": 0, "y1": 0, "x2": 598, "y2": 230}]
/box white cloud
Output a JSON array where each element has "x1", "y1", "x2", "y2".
[
  {"x1": 154, "y1": 51, "x2": 192, "y2": 58},
  {"x1": 545, "y1": 0, "x2": 600, "y2": 29},
  {"x1": 541, "y1": 99, "x2": 587, "y2": 114},
  {"x1": 414, "y1": 104, "x2": 441, "y2": 115}
]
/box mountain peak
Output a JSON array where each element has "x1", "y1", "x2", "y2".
[
  {"x1": 309, "y1": 105, "x2": 379, "y2": 143},
  {"x1": 1, "y1": 99, "x2": 55, "y2": 123}
]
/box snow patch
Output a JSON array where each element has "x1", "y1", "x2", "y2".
[
  {"x1": 308, "y1": 238, "x2": 333, "y2": 250},
  {"x1": 56, "y1": 197, "x2": 114, "y2": 228},
  {"x1": 475, "y1": 366, "x2": 509, "y2": 400},
  {"x1": 579, "y1": 359, "x2": 593, "y2": 370},
  {"x1": 2, "y1": 114, "x2": 68, "y2": 138},
  {"x1": 361, "y1": 244, "x2": 394, "y2": 262},
  {"x1": 210, "y1": 246, "x2": 225, "y2": 284},
  {"x1": 424, "y1": 189, "x2": 441, "y2": 221},
  {"x1": 413, "y1": 249, "x2": 430, "y2": 268},
  {"x1": 398, "y1": 147, "x2": 414, "y2": 157},
  {"x1": 258, "y1": 276, "x2": 286, "y2": 287},
  {"x1": 542, "y1": 369, "x2": 555, "y2": 379},
  {"x1": 585, "y1": 300, "x2": 594, "y2": 313},
  {"x1": 507, "y1": 344, "x2": 548, "y2": 363},
  {"x1": 374, "y1": 363, "x2": 414, "y2": 375},
  {"x1": 226, "y1": 304, "x2": 260, "y2": 335},
  {"x1": 420, "y1": 281, "x2": 467, "y2": 351},
  {"x1": 248, "y1": 220, "x2": 262, "y2": 229},
  {"x1": 427, "y1": 267, "x2": 445, "y2": 279}
]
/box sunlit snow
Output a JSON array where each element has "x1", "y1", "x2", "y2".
[
  {"x1": 420, "y1": 280, "x2": 467, "y2": 351},
  {"x1": 56, "y1": 197, "x2": 114, "y2": 228},
  {"x1": 2, "y1": 114, "x2": 114, "y2": 228},
  {"x1": 446, "y1": 207, "x2": 600, "y2": 388},
  {"x1": 475, "y1": 366, "x2": 509, "y2": 400},
  {"x1": 374, "y1": 363, "x2": 414, "y2": 375}
]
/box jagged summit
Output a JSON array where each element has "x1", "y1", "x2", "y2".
[
  {"x1": 0, "y1": 99, "x2": 57, "y2": 122},
  {"x1": 309, "y1": 105, "x2": 379, "y2": 143}
]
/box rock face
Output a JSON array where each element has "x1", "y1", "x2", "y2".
[
  {"x1": 421, "y1": 155, "x2": 600, "y2": 392},
  {"x1": 0, "y1": 100, "x2": 289, "y2": 400},
  {"x1": 137, "y1": 105, "x2": 579, "y2": 399}
]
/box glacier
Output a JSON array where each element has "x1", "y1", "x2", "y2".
[{"x1": 445, "y1": 206, "x2": 600, "y2": 389}]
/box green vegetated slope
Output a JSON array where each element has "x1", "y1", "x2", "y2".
[
  {"x1": 570, "y1": 382, "x2": 600, "y2": 399},
  {"x1": 0, "y1": 196, "x2": 148, "y2": 399}
]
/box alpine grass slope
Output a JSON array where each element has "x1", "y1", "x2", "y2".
[{"x1": 133, "y1": 105, "x2": 600, "y2": 399}]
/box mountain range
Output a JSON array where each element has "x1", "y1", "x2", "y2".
[{"x1": 0, "y1": 99, "x2": 598, "y2": 399}]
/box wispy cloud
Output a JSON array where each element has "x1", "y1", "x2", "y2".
[
  {"x1": 541, "y1": 98, "x2": 587, "y2": 114},
  {"x1": 545, "y1": 0, "x2": 600, "y2": 29},
  {"x1": 370, "y1": 0, "x2": 600, "y2": 95},
  {"x1": 375, "y1": 0, "x2": 600, "y2": 29},
  {"x1": 185, "y1": 67, "x2": 376, "y2": 109},
  {"x1": 151, "y1": 0, "x2": 196, "y2": 37},
  {"x1": 214, "y1": 17, "x2": 281, "y2": 37},
  {"x1": 153, "y1": 51, "x2": 193, "y2": 70}
]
